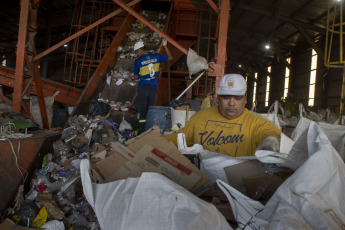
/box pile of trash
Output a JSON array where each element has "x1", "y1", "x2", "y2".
[
  {"x1": 1, "y1": 9, "x2": 172, "y2": 227},
  {"x1": 3, "y1": 98, "x2": 140, "y2": 229},
  {"x1": 0, "y1": 112, "x2": 38, "y2": 139}
]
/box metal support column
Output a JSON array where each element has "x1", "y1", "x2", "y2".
[
  {"x1": 13, "y1": 0, "x2": 29, "y2": 113},
  {"x1": 215, "y1": 0, "x2": 230, "y2": 91},
  {"x1": 13, "y1": 0, "x2": 49, "y2": 128}
]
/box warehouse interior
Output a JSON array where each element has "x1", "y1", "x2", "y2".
[{"x1": 0, "y1": 0, "x2": 345, "y2": 229}]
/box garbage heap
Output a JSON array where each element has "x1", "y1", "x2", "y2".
[
  {"x1": 2, "y1": 9, "x2": 171, "y2": 229},
  {"x1": 97, "y1": 9, "x2": 168, "y2": 128}
]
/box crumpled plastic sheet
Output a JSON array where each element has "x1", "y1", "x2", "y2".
[
  {"x1": 53, "y1": 140, "x2": 70, "y2": 155},
  {"x1": 64, "y1": 211, "x2": 90, "y2": 229},
  {"x1": 18, "y1": 200, "x2": 38, "y2": 227},
  {"x1": 100, "y1": 119, "x2": 118, "y2": 133},
  {"x1": 56, "y1": 198, "x2": 95, "y2": 229},
  {"x1": 67, "y1": 115, "x2": 88, "y2": 129},
  {"x1": 126, "y1": 32, "x2": 148, "y2": 41},
  {"x1": 61, "y1": 126, "x2": 78, "y2": 141},
  {"x1": 56, "y1": 168, "x2": 71, "y2": 177},
  {"x1": 88, "y1": 100, "x2": 111, "y2": 118}
]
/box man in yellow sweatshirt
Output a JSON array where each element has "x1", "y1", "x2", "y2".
[{"x1": 165, "y1": 74, "x2": 282, "y2": 157}]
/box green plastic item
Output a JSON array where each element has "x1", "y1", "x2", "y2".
[{"x1": 9, "y1": 119, "x2": 38, "y2": 130}]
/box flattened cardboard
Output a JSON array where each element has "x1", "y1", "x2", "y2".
[
  {"x1": 92, "y1": 128, "x2": 210, "y2": 195},
  {"x1": 125, "y1": 127, "x2": 177, "y2": 153},
  {"x1": 0, "y1": 219, "x2": 14, "y2": 230},
  {"x1": 93, "y1": 153, "x2": 142, "y2": 182},
  {"x1": 243, "y1": 174, "x2": 284, "y2": 202},
  {"x1": 111, "y1": 142, "x2": 138, "y2": 162},
  {"x1": 91, "y1": 150, "x2": 107, "y2": 160},
  {"x1": 125, "y1": 128, "x2": 210, "y2": 194},
  {"x1": 0, "y1": 219, "x2": 34, "y2": 230},
  {"x1": 135, "y1": 144, "x2": 201, "y2": 190},
  {"x1": 92, "y1": 143, "x2": 107, "y2": 154},
  {"x1": 224, "y1": 160, "x2": 268, "y2": 194}
]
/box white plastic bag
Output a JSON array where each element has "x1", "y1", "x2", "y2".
[
  {"x1": 177, "y1": 133, "x2": 255, "y2": 184},
  {"x1": 119, "y1": 117, "x2": 132, "y2": 132},
  {"x1": 42, "y1": 220, "x2": 65, "y2": 230},
  {"x1": 253, "y1": 101, "x2": 283, "y2": 130},
  {"x1": 291, "y1": 104, "x2": 345, "y2": 160},
  {"x1": 218, "y1": 122, "x2": 345, "y2": 229},
  {"x1": 187, "y1": 48, "x2": 208, "y2": 77},
  {"x1": 30, "y1": 91, "x2": 59, "y2": 129},
  {"x1": 80, "y1": 159, "x2": 232, "y2": 230}
]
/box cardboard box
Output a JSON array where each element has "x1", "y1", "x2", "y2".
[
  {"x1": 92, "y1": 152, "x2": 142, "y2": 183},
  {"x1": 91, "y1": 127, "x2": 210, "y2": 195},
  {"x1": 92, "y1": 143, "x2": 107, "y2": 154},
  {"x1": 0, "y1": 219, "x2": 34, "y2": 230},
  {"x1": 224, "y1": 160, "x2": 292, "y2": 203},
  {"x1": 243, "y1": 174, "x2": 284, "y2": 201},
  {"x1": 224, "y1": 160, "x2": 268, "y2": 194}
]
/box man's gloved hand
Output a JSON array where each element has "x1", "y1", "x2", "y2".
[
  {"x1": 255, "y1": 136, "x2": 280, "y2": 152},
  {"x1": 162, "y1": 38, "x2": 167, "y2": 46}
]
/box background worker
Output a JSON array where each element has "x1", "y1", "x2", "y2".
[
  {"x1": 133, "y1": 39, "x2": 173, "y2": 133},
  {"x1": 165, "y1": 73, "x2": 282, "y2": 157}
]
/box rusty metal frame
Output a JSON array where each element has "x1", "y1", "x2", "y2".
[
  {"x1": 0, "y1": 66, "x2": 81, "y2": 105},
  {"x1": 13, "y1": 0, "x2": 29, "y2": 113},
  {"x1": 0, "y1": 94, "x2": 12, "y2": 105},
  {"x1": 211, "y1": 0, "x2": 230, "y2": 91},
  {"x1": 24, "y1": 52, "x2": 49, "y2": 128},
  {"x1": 34, "y1": 0, "x2": 140, "y2": 61},
  {"x1": 12, "y1": 0, "x2": 50, "y2": 128},
  {"x1": 113, "y1": 0, "x2": 188, "y2": 55},
  {"x1": 74, "y1": 2, "x2": 141, "y2": 111},
  {"x1": 205, "y1": 0, "x2": 219, "y2": 14}
]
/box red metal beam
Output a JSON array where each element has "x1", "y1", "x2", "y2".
[
  {"x1": 34, "y1": 0, "x2": 140, "y2": 62},
  {"x1": 13, "y1": 0, "x2": 30, "y2": 112},
  {"x1": 0, "y1": 66, "x2": 81, "y2": 105},
  {"x1": 215, "y1": 0, "x2": 230, "y2": 91},
  {"x1": 205, "y1": 0, "x2": 219, "y2": 14},
  {"x1": 0, "y1": 94, "x2": 12, "y2": 105},
  {"x1": 113, "y1": 0, "x2": 188, "y2": 55},
  {"x1": 25, "y1": 52, "x2": 49, "y2": 129}
]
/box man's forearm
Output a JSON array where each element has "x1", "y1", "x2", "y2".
[
  {"x1": 256, "y1": 135, "x2": 280, "y2": 152},
  {"x1": 164, "y1": 45, "x2": 173, "y2": 61}
]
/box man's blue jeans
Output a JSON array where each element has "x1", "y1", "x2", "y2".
[{"x1": 138, "y1": 85, "x2": 156, "y2": 133}]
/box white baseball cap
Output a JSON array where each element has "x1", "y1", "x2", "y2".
[
  {"x1": 134, "y1": 41, "x2": 144, "y2": 51},
  {"x1": 217, "y1": 74, "x2": 247, "y2": 96}
]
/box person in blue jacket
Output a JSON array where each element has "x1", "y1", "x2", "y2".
[{"x1": 133, "y1": 39, "x2": 172, "y2": 133}]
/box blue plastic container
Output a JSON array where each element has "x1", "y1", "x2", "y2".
[
  {"x1": 145, "y1": 106, "x2": 171, "y2": 133},
  {"x1": 184, "y1": 99, "x2": 201, "y2": 111}
]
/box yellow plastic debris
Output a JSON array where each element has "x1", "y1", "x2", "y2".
[
  {"x1": 201, "y1": 96, "x2": 211, "y2": 110},
  {"x1": 32, "y1": 207, "x2": 47, "y2": 228}
]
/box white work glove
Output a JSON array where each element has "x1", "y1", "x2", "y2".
[
  {"x1": 162, "y1": 38, "x2": 167, "y2": 46},
  {"x1": 255, "y1": 136, "x2": 280, "y2": 152}
]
